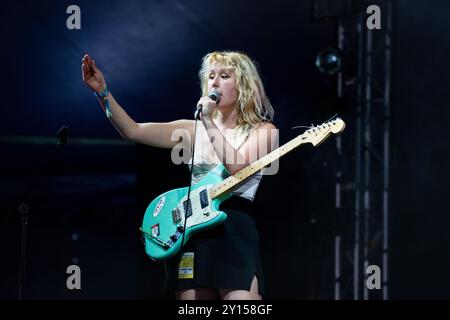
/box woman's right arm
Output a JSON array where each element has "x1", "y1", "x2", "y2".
[{"x1": 82, "y1": 54, "x2": 193, "y2": 149}]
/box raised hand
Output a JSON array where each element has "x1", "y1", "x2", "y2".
[{"x1": 82, "y1": 54, "x2": 106, "y2": 93}]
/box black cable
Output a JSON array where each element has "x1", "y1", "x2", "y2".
[{"x1": 180, "y1": 118, "x2": 199, "y2": 248}]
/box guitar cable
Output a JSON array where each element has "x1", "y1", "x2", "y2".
[
  {"x1": 169, "y1": 91, "x2": 219, "y2": 278},
  {"x1": 180, "y1": 117, "x2": 199, "y2": 250},
  {"x1": 162, "y1": 119, "x2": 198, "y2": 282}
]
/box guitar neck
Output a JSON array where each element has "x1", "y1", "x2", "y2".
[{"x1": 209, "y1": 132, "x2": 314, "y2": 199}]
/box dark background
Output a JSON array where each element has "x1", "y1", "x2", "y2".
[{"x1": 1, "y1": 0, "x2": 449, "y2": 299}]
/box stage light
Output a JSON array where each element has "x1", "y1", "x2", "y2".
[{"x1": 315, "y1": 47, "x2": 342, "y2": 75}]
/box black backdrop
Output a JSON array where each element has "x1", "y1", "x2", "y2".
[{"x1": 1, "y1": 0, "x2": 449, "y2": 299}]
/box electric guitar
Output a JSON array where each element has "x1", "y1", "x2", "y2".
[{"x1": 140, "y1": 117, "x2": 345, "y2": 261}]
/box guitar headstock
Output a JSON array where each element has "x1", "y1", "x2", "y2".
[{"x1": 301, "y1": 118, "x2": 346, "y2": 146}]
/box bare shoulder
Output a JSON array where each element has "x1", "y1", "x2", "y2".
[
  {"x1": 240, "y1": 122, "x2": 278, "y2": 155},
  {"x1": 251, "y1": 122, "x2": 277, "y2": 135},
  {"x1": 257, "y1": 122, "x2": 277, "y2": 130}
]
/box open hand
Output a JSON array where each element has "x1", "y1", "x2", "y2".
[{"x1": 82, "y1": 54, "x2": 106, "y2": 93}]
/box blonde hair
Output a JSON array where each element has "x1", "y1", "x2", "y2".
[{"x1": 198, "y1": 51, "x2": 274, "y2": 131}]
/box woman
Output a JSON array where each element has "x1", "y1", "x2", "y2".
[{"x1": 82, "y1": 51, "x2": 277, "y2": 300}]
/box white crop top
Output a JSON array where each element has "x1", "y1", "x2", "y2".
[{"x1": 188, "y1": 122, "x2": 262, "y2": 201}]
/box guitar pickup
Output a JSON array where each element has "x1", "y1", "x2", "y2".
[
  {"x1": 183, "y1": 199, "x2": 193, "y2": 218},
  {"x1": 199, "y1": 189, "x2": 209, "y2": 209}
]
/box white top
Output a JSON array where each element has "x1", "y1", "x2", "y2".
[{"x1": 188, "y1": 122, "x2": 262, "y2": 201}]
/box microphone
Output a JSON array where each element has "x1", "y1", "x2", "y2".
[{"x1": 195, "y1": 90, "x2": 222, "y2": 120}]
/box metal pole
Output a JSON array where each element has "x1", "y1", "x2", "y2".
[
  {"x1": 363, "y1": 25, "x2": 373, "y2": 301},
  {"x1": 334, "y1": 18, "x2": 345, "y2": 301},
  {"x1": 354, "y1": 12, "x2": 365, "y2": 300},
  {"x1": 382, "y1": 0, "x2": 392, "y2": 300}
]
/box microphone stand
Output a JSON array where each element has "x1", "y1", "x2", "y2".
[{"x1": 10, "y1": 125, "x2": 69, "y2": 300}]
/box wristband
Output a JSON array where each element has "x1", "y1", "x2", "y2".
[{"x1": 95, "y1": 87, "x2": 112, "y2": 118}]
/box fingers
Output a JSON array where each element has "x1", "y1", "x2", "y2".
[
  {"x1": 82, "y1": 54, "x2": 100, "y2": 76},
  {"x1": 81, "y1": 54, "x2": 93, "y2": 81},
  {"x1": 82, "y1": 61, "x2": 89, "y2": 78},
  {"x1": 87, "y1": 57, "x2": 93, "y2": 71},
  {"x1": 196, "y1": 96, "x2": 217, "y2": 116},
  {"x1": 82, "y1": 54, "x2": 88, "y2": 67},
  {"x1": 82, "y1": 54, "x2": 103, "y2": 86},
  {"x1": 82, "y1": 54, "x2": 92, "y2": 71},
  {"x1": 198, "y1": 96, "x2": 216, "y2": 105},
  {"x1": 82, "y1": 55, "x2": 88, "y2": 71},
  {"x1": 82, "y1": 55, "x2": 95, "y2": 76},
  {"x1": 196, "y1": 97, "x2": 205, "y2": 109}
]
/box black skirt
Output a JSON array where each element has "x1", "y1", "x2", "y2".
[{"x1": 162, "y1": 196, "x2": 265, "y2": 296}]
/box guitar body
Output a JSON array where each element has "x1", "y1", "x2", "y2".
[{"x1": 141, "y1": 164, "x2": 231, "y2": 261}]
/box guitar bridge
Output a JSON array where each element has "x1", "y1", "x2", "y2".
[{"x1": 172, "y1": 207, "x2": 181, "y2": 224}]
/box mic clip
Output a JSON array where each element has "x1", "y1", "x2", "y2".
[{"x1": 194, "y1": 105, "x2": 202, "y2": 120}]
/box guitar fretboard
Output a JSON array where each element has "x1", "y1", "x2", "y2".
[{"x1": 209, "y1": 131, "x2": 327, "y2": 199}]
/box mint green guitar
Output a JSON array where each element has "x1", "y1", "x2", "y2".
[{"x1": 140, "y1": 118, "x2": 345, "y2": 261}]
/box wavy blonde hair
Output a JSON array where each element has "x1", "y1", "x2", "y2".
[{"x1": 198, "y1": 51, "x2": 274, "y2": 131}]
